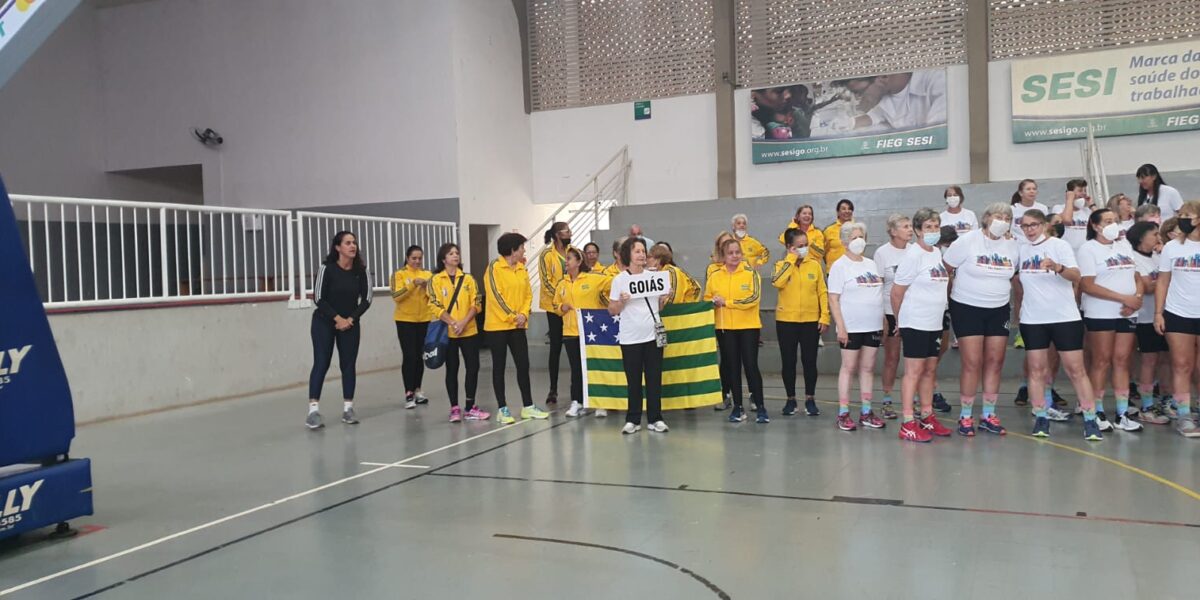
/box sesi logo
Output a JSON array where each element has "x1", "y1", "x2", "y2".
[
  {"x1": 0, "y1": 345, "x2": 32, "y2": 391},
  {"x1": 0, "y1": 479, "x2": 43, "y2": 531}
]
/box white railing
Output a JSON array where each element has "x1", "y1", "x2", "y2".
[
  {"x1": 294, "y1": 211, "x2": 457, "y2": 305},
  {"x1": 11, "y1": 195, "x2": 294, "y2": 309},
  {"x1": 526, "y1": 146, "x2": 630, "y2": 305}
]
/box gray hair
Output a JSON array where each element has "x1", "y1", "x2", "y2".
[
  {"x1": 886, "y1": 213, "x2": 911, "y2": 237},
  {"x1": 981, "y1": 202, "x2": 1013, "y2": 228},
  {"x1": 912, "y1": 208, "x2": 941, "y2": 232},
  {"x1": 1135, "y1": 203, "x2": 1161, "y2": 219},
  {"x1": 731, "y1": 213, "x2": 749, "y2": 226},
  {"x1": 840, "y1": 221, "x2": 868, "y2": 247}
]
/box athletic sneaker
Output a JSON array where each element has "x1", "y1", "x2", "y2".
[
  {"x1": 921, "y1": 414, "x2": 952, "y2": 437},
  {"x1": 756, "y1": 410, "x2": 770, "y2": 424},
  {"x1": 729, "y1": 407, "x2": 747, "y2": 423},
  {"x1": 1177, "y1": 417, "x2": 1200, "y2": 438},
  {"x1": 932, "y1": 392, "x2": 951, "y2": 413},
  {"x1": 414, "y1": 392, "x2": 429, "y2": 405},
  {"x1": 1013, "y1": 333, "x2": 1025, "y2": 349},
  {"x1": 521, "y1": 405, "x2": 550, "y2": 420},
  {"x1": 1014, "y1": 386, "x2": 1029, "y2": 406},
  {"x1": 1083, "y1": 419, "x2": 1104, "y2": 441},
  {"x1": 880, "y1": 403, "x2": 898, "y2": 420},
  {"x1": 899, "y1": 420, "x2": 932, "y2": 443},
  {"x1": 648, "y1": 420, "x2": 669, "y2": 433},
  {"x1": 546, "y1": 391, "x2": 558, "y2": 405},
  {"x1": 566, "y1": 401, "x2": 583, "y2": 418},
  {"x1": 1073, "y1": 404, "x2": 1083, "y2": 416},
  {"x1": 1162, "y1": 399, "x2": 1178, "y2": 420},
  {"x1": 1095, "y1": 412, "x2": 1113, "y2": 432},
  {"x1": 1126, "y1": 404, "x2": 1141, "y2": 418},
  {"x1": 448, "y1": 407, "x2": 462, "y2": 423},
  {"x1": 751, "y1": 402, "x2": 761, "y2": 413},
  {"x1": 782, "y1": 398, "x2": 798, "y2": 416},
  {"x1": 804, "y1": 397, "x2": 820, "y2": 416},
  {"x1": 1045, "y1": 406, "x2": 1071, "y2": 422},
  {"x1": 1051, "y1": 388, "x2": 1067, "y2": 408},
  {"x1": 859, "y1": 411, "x2": 885, "y2": 429},
  {"x1": 465, "y1": 406, "x2": 490, "y2": 421},
  {"x1": 497, "y1": 407, "x2": 516, "y2": 424},
  {"x1": 305, "y1": 411, "x2": 325, "y2": 430},
  {"x1": 338, "y1": 407, "x2": 358, "y2": 425},
  {"x1": 405, "y1": 396, "x2": 417, "y2": 409},
  {"x1": 836, "y1": 413, "x2": 857, "y2": 431},
  {"x1": 979, "y1": 414, "x2": 1007, "y2": 435},
  {"x1": 957, "y1": 416, "x2": 976, "y2": 437},
  {"x1": 1140, "y1": 404, "x2": 1171, "y2": 425},
  {"x1": 622, "y1": 422, "x2": 641, "y2": 434},
  {"x1": 595, "y1": 408, "x2": 608, "y2": 418},
  {"x1": 1031, "y1": 416, "x2": 1050, "y2": 438},
  {"x1": 1115, "y1": 414, "x2": 1143, "y2": 432},
  {"x1": 714, "y1": 392, "x2": 732, "y2": 411}
]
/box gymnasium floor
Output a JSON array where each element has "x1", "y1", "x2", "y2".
[{"x1": 1, "y1": 368, "x2": 1197, "y2": 599}]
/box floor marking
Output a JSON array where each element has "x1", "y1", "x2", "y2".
[
  {"x1": 359, "y1": 462, "x2": 430, "y2": 469},
  {"x1": 0, "y1": 421, "x2": 531, "y2": 598}
]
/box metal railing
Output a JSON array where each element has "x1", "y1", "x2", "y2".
[
  {"x1": 294, "y1": 211, "x2": 457, "y2": 304},
  {"x1": 526, "y1": 146, "x2": 630, "y2": 304},
  {"x1": 11, "y1": 195, "x2": 294, "y2": 309}
]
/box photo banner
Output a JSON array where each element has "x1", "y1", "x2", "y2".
[
  {"x1": 750, "y1": 68, "x2": 948, "y2": 164},
  {"x1": 1011, "y1": 40, "x2": 1200, "y2": 143}
]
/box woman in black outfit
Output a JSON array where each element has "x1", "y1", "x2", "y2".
[{"x1": 307, "y1": 231, "x2": 372, "y2": 430}]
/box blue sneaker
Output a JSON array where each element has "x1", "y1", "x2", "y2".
[
  {"x1": 729, "y1": 407, "x2": 747, "y2": 423},
  {"x1": 756, "y1": 410, "x2": 770, "y2": 424},
  {"x1": 932, "y1": 392, "x2": 951, "y2": 413},
  {"x1": 804, "y1": 397, "x2": 820, "y2": 416},
  {"x1": 1083, "y1": 419, "x2": 1103, "y2": 441},
  {"x1": 1031, "y1": 416, "x2": 1050, "y2": 438},
  {"x1": 979, "y1": 414, "x2": 1006, "y2": 435},
  {"x1": 782, "y1": 398, "x2": 798, "y2": 416}
]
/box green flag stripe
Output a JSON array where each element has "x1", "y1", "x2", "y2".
[
  {"x1": 589, "y1": 379, "x2": 722, "y2": 399},
  {"x1": 660, "y1": 301, "x2": 714, "y2": 317},
  {"x1": 587, "y1": 351, "x2": 719, "y2": 373},
  {"x1": 668, "y1": 324, "x2": 716, "y2": 344}
]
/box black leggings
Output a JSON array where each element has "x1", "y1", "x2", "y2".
[
  {"x1": 622, "y1": 341, "x2": 663, "y2": 425},
  {"x1": 719, "y1": 329, "x2": 763, "y2": 409},
  {"x1": 564, "y1": 336, "x2": 584, "y2": 403},
  {"x1": 309, "y1": 315, "x2": 360, "y2": 401},
  {"x1": 716, "y1": 330, "x2": 731, "y2": 397},
  {"x1": 445, "y1": 335, "x2": 481, "y2": 409},
  {"x1": 396, "y1": 321, "x2": 427, "y2": 395},
  {"x1": 547, "y1": 313, "x2": 564, "y2": 393},
  {"x1": 487, "y1": 329, "x2": 533, "y2": 409},
  {"x1": 777, "y1": 321, "x2": 820, "y2": 397}
]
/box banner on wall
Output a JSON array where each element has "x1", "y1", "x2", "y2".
[
  {"x1": 750, "y1": 68, "x2": 948, "y2": 164},
  {"x1": 1011, "y1": 40, "x2": 1200, "y2": 143}
]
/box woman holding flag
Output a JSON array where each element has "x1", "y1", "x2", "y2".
[
  {"x1": 608, "y1": 237, "x2": 669, "y2": 434},
  {"x1": 554, "y1": 247, "x2": 611, "y2": 418}
]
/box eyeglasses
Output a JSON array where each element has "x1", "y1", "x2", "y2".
[{"x1": 1019, "y1": 222, "x2": 1042, "y2": 230}]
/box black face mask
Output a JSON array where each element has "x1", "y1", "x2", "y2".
[
  {"x1": 561, "y1": 237, "x2": 572, "y2": 247},
  {"x1": 1179, "y1": 219, "x2": 1196, "y2": 235}
]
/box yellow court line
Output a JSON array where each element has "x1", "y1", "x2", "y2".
[{"x1": 762, "y1": 394, "x2": 1200, "y2": 504}]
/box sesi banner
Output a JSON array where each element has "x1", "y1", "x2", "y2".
[{"x1": 1011, "y1": 40, "x2": 1200, "y2": 143}]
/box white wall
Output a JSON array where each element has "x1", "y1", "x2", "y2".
[
  {"x1": 988, "y1": 60, "x2": 1200, "y2": 181},
  {"x1": 735, "y1": 65, "x2": 972, "y2": 199},
  {"x1": 531, "y1": 93, "x2": 719, "y2": 205}
]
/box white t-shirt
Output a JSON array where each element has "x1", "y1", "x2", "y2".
[
  {"x1": 940, "y1": 208, "x2": 978, "y2": 235},
  {"x1": 894, "y1": 245, "x2": 949, "y2": 331},
  {"x1": 1132, "y1": 251, "x2": 1159, "y2": 324},
  {"x1": 1117, "y1": 219, "x2": 1135, "y2": 242},
  {"x1": 1077, "y1": 239, "x2": 1138, "y2": 319},
  {"x1": 1147, "y1": 184, "x2": 1184, "y2": 221},
  {"x1": 1158, "y1": 239, "x2": 1200, "y2": 318},
  {"x1": 1050, "y1": 204, "x2": 1091, "y2": 250},
  {"x1": 827, "y1": 256, "x2": 885, "y2": 333},
  {"x1": 865, "y1": 69, "x2": 947, "y2": 129},
  {"x1": 610, "y1": 271, "x2": 662, "y2": 344},
  {"x1": 1017, "y1": 237, "x2": 1082, "y2": 324},
  {"x1": 1012, "y1": 202, "x2": 1050, "y2": 241},
  {"x1": 942, "y1": 229, "x2": 1018, "y2": 308},
  {"x1": 873, "y1": 242, "x2": 909, "y2": 316}
]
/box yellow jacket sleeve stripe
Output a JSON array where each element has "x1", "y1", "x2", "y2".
[{"x1": 486, "y1": 263, "x2": 515, "y2": 316}]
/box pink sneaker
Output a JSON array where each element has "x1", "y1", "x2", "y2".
[
  {"x1": 464, "y1": 406, "x2": 490, "y2": 421},
  {"x1": 449, "y1": 406, "x2": 463, "y2": 423}
]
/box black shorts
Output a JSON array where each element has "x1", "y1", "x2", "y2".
[
  {"x1": 1019, "y1": 321, "x2": 1085, "y2": 352},
  {"x1": 901, "y1": 328, "x2": 943, "y2": 359},
  {"x1": 885, "y1": 314, "x2": 898, "y2": 338},
  {"x1": 949, "y1": 300, "x2": 1010, "y2": 338},
  {"x1": 1163, "y1": 311, "x2": 1200, "y2": 336},
  {"x1": 841, "y1": 330, "x2": 883, "y2": 350},
  {"x1": 942, "y1": 311, "x2": 951, "y2": 331},
  {"x1": 1083, "y1": 317, "x2": 1135, "y2": 333},
  {"x1": 1136, "y1": 323, "x2": 1169, "y2": 353}
]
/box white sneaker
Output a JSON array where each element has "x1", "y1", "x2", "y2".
[
  {"x1": 648, "y1": 420, "x2": 669, "y2": 433},
  {"x1": 1096, "y1": 412, "x2": 1113, "y2": 432},
  {"x1": 595, "y1": 408, "x2": 608, "y2": 418},
  {"x1": 1115, "y1": 414, "x2": 1143, "y2": 432},
  {"x1": 566, "y1": 401, "x2": 582, "y2": 418},
  {"x1": 1073, "y1": 405, "x2": 1083, "y2": 415},
  {"x1": 1046, "y1": 406, "x2": 1071, "y2": 422},
  {"x1": 405, "y1": 397, "x2": 417, "y2": 409},
  {"x1": 1176, "y1": 416, "x2": 1200, "y2": 437},
  {"x1": 621, "y1": 422, "x2": 641, "y2": 434}
]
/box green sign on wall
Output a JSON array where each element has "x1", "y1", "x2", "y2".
[{"x1": 634, "y1": 100, "x2": 651, "y2": 120}]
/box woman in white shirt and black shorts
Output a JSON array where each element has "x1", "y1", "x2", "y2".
[
  {"x1": 874, "y1": 214, "x2": 913, "y2": 420},
  {"x1": 827, "y1": 222, "x2": 886, "y2": 432},
  {"x1": 1154, "y1": 200, "x2": 1200, "y2": 437}
]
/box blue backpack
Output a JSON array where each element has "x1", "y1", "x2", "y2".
[{"x1": 423, "y1": 274, "x2": 465, "y2": 369}]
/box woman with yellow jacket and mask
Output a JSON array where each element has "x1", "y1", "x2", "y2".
[
  {"x1": 553, "y1": 247, "x2": 612, "y2": 418},
  {"x1": 772, "y1": 228, "x2": 829, "y2": 418},
  {"x1": 484, "y1": 232, "x2": 551, "y2": 424},
  {"x1": 391, "y1": 245, "x2": 433, "y2": 408},
  {"x1": 706, "y1": 238, "x2": 768, "y2": 424},
  {"x1": 428, "y1": 243, "x2": 488, "y2": 423},
  {"x1": 537, "y1": 222, "x2": 573, "y2": 406},
  {"x1": 731, "y1": 214, "x2": 771, "y2": 269}
]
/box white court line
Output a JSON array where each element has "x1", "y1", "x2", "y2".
[
  {"x1": 0, "y1": 421, "x2": 527, "y2": 597},
  {"x1": 359, "y1": 462, "x2": 430, "y2": 469}
]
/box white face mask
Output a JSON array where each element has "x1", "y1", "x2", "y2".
[
  {"x1": 847, "y1": 237, "x2": 867, "y2": 255},
  {"x1": 1074, "y1": 197, "x2": 1087, "y2": 209},
  {"x1": 945, "y1": 195, "x2": 961, "y2": 208},
  {"x1": 1101, "y1": 223, "x2": 1121, "y2": 241},
  {"x1": 792, "y1": 246, "x2": 809, "y2": 258},
  {"x1": 734, "y1": 229, "x2": 747, "y2": 239},
  {"x1": 988, "y1": 218, "x2": 1010, "y2": 238}
]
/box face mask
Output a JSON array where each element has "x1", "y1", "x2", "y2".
[
  {"x1": 1031, "y1": 234, "x2": 1046, "y2": 245},
  {"x1": 923, "y1": 232, "x2": 941, "y2": 246},
  {"x1": 988, "y1": 219, "x2": 1010, "y2": 238},
  {"x1": 734, "y1": 230, "x2": 747, "y2": 239},
  {"x1": 792, "y1": 246, "x2": 809, "y2": 258},
  {"x1": 1101, "y1": 223, "x2": 1121, "y2": 241},
  {"x1": 945, "y1": 196, "x2": 961, "y2": 208},
  {"x1": 1179, "y1": 218, "x2": 1197, "y2": 235},
  {"x1": 561, "y1": 237, "x2": 572, "y2": 247},
  {"x1": 847, "y1": 238, "x2": 867, "y2": 255},
  {"x1": 1074, "y1": 197, "x2": 1087, "y2": 209}
]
